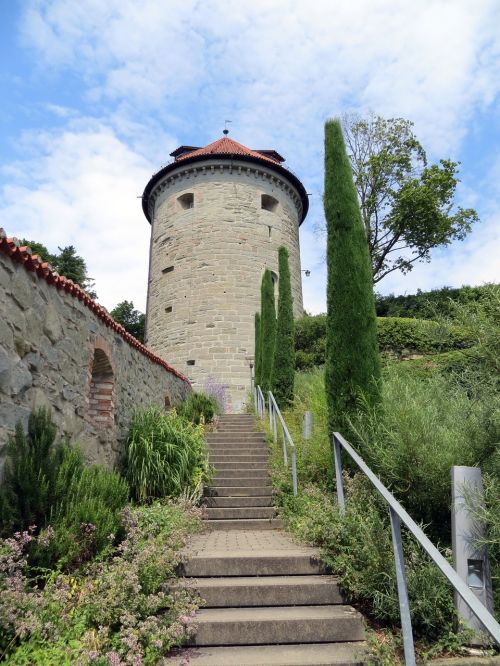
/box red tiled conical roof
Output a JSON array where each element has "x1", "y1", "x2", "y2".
[
  {"x1": 173, "y1": 137, "x2": 283, "y2": 165},
  {"x1": 142, "y1": 135, "x2": 309, "y2": 224}
]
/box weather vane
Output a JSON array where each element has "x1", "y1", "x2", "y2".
[{"x1": 223, "y1": 119, "x2": 232, "y2": 135}]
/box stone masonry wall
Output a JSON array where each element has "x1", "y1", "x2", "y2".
[
  {"x1": 0, "y1": 236, "x2": 191, "y2": 468},
  {"x1": 145, "y1": 158, "x2": 304, "y2": 412}
]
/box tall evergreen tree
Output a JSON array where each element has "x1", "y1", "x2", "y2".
[
  {"x1": 260, "y1": 270, "x2": 276, "y2": 393},
  {"x1": 254, "y1": 312, "x2": 262, "y2": 387},
  {"x1": 272, "y1": 246, "x2": 295, "y2": 407},
  {"x1": 324, "y1": 119, "x2": 381, "y2": 434}
]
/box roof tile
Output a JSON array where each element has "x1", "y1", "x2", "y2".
[{"x1": 174, "y1": 137, "x2": 282, "y2": 165}]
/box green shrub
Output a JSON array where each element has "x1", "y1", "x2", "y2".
[
  {"x1": 376, "y1": 316, "x2": 472, "y2": 354},
  {"x1": 0, "y1": 408, "x2": 61, "y2": 534},
  {"x1": 375, "y1": 283, "x2": 499, "y2": 319},
  {"x1": 177, "y1": 391, "x2": 220, "y2": 425},
  {"x1": 294, "y1": 314, "x2": 473, "y2": 370},
  {"x1": 1, "y1": 501, "x2": 203, "y2": 663},
  {"x1": 295, "y1": 313, "x2": 327, "y2": 369},
  {"x1": 43, "y1": 463, "x2": 129, "y2": 567},
  {"x1": 350, "y1": 365, "x2": 498, "y2": 541},
  {"x1": 278, "y1": 479, "x2": 457, "y2": 642},
  {"x1": 126, "y1": 406, "x2": 208, "y2": 501}
]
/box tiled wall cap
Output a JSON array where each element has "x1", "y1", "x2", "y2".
[{"x1": 0, "y1": 228, "x2": 190, "y2": 384}]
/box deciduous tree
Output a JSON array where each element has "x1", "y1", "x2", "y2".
[
  {"x1": 110, "y1": 300, "x2": 146, "y2": 342},
  {"x1": 341, "y1": 113, "x2": 478, "y2": 283}
]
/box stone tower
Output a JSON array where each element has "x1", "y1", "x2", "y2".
[{"x1": 142, "y1": 134, "x2": 308, "y2": 412}]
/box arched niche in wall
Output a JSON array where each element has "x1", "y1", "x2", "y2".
[
  {"x1": 88, "y1": 341, "x2": 115, "y2": 430},
  {"x1": 164, "y1": 393, "x2": 172, "y2": 410}
]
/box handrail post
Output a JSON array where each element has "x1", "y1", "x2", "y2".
[
  {"x1": 282, "y1": 426, "x2": 288, "y2": 466},
  {"x1": 389, "y1": 507, "x2": 416, "y2": 665},
  {"x1": 268, "y1": 392, "x2": 273, "y2": 432},
  {"x1": 272, "y1": 407, "x2": 277, "y2": 443},
  {"x1": 291, "y1": 447, "x2": 298, "y2": 496},
  {"x1": 332, "y1": 434, "x2": 345, "y2": 516}
]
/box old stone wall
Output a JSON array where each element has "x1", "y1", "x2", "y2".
[
  {"x1": 0, "y1": 235, "x2": 190, "y2": 467},
  {"x1": 145, "y1": 159, "x2": 304, "y2": 412}
]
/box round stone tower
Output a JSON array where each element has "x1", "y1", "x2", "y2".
[{"x1": 142, "y1": 134, "x2": 308, "y2": 412}]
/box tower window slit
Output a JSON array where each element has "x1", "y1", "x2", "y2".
[
  {"x1": 261, "y1": 194, "x2": 278, "y2": 212},
  {"x1": 178, "y1": 193, "x2": 194, "y2": 209},
  {"x1": 162, "y1": 265, "x2": 174, "y2": 274}
]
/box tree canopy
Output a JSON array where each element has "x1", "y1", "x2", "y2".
[
  {"x1": 20, "y1": 239, "x2": 97, "y2": 298},
  {"x1": 110, "y1": 301, "x2": 146, "y2": 342},
  {"x1": 341, "y1": 113, "x2": 478, "y2": 283}
]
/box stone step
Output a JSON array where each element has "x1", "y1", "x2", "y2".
[
  {"x1": 215, "y1": 469, "x2": 269, "y2": 479},
  {"x1": 206, "y1": 485, "x2": 273, "y2": 497},
  {"x1": 213, "y1": 475, "x2": 269, "y2": 486},
  {"x1": 209, "y1": 454, "x2": 269, "y2": 463},
  {"x1": 189, "y1": 605, "x2": 365, "y2": 646},
  {"x1": 166, "y1": 642, "x2": 366, "y2": 665},
  {"x1": 215, "y1": 423, "x2": 257, "y2": 429},
  {"x1": 212, "y1": 461, "x2": 269, "y2": 470},
  {"x1": 204, "y1": 518, "x2": 283, "y2": 530},
  {"x1": 204, "y1": 507, "x2": 276, "y2": 520},
  {"x1": 203, "y1": 496, "x2": 273, "y2": 507},
  {"x1": 181, "y1": 551, "x2": 326, "y2": 577},
  {"x1": 216, "y1": 421, "x2": 259, "y2": 427},
  {"x1": 206, "y1": 433, "x2": 266, "y2": 441},
  {"x1": 187, "y1": 575, "x2": 343, "y2": 607},
  {"x1": 209, "y1": 446, "x2": 269, "y2": 455},
  {"x1": 218, "y1": 415, "x2": 255, "y2": 421}
]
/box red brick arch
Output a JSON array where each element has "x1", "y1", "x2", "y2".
[{"x1": 87, "y1": 338, "x2": 115, "y2": 429}]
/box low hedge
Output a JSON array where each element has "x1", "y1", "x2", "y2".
[
  {"x1": 376, "y1": 317, "x2": 472, "y2": 354},
  {"x1": 295, "y1": 314, "x2": 473, "y2": 370}
]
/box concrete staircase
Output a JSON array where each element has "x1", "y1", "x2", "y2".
[
  {"x1": 203, "y1": 413, "x2": 282, "y2": 530},
  {"x1": 168, "y1": 414, "x2": 366, "y2": 665}
]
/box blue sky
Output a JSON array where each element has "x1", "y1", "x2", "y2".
[{"x1": 1, "y1": 0, "x2": 499, "y2": 314}]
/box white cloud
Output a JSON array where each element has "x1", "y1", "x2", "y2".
[
  {"x1": 5, "y1": 0, "x2": 500, "y2": 315},
  {"x1": 0, "y1": 121, "x2": 159, "y2": 311}
]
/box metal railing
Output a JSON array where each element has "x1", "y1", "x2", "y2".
[
  {"x1": 254, "y1": 386, "x2": 298, "y2": 496},
  {"x1": 332, "y1": 431, "x2": 500, "y2": 665},
  {"x1": 255, "y1": 385, "x2": 265, "y2": 419}
]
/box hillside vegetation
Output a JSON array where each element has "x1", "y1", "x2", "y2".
[{"x1": 269, "y1": 284, "x2": 500, "y2": 662}]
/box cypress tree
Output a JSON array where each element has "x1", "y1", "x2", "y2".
[
  {"x1": 272, "y1": 246, "x2": 295, "y2": 407},
  {"x1": 260, "y1": 270, "x2": 276, "y2": 393},
  {"x1": 254, "y1": 312, "x2": 262, "y2": 387},
  {"x1": 324, "y1": 119, "x2": 380, "y2": 434}
]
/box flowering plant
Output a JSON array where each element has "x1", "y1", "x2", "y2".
[{"x1": 0, "y1": 501, "x2": 202, "y2": 664}]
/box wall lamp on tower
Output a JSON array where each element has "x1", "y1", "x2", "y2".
[{"x1": 301, "y1": 269, "x2": 311, "y2": 277}]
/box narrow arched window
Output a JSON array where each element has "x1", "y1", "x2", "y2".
[
  {"x1": 88, "y1": 348, "x2": 114, "y2": 429},
  {"x1": 178, "y1": 193, "x2": 194, "y2": 209}
]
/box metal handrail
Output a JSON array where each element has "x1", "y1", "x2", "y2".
[
  {"x1": 253, "y1": 385, "x2": 298, "y2": 496},
  {"x1": 333, "y1": 431, "x2": 500, "y2": 664},
  {"x1": 268, "y1": 391, "x2": 298, "y2": 496},
  {"x1": 255, "y1": 385, "x2": 265, "y2": 419}
]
